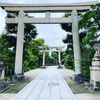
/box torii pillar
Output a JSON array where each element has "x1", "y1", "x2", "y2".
[
  {"x1": 58, "y1": 49, "x2": 61, "y2": 65},
  {"x1": 42, "y1": 50, "x2": 45, "y2": 67},
  {"x1": 14, "y1": 10, "x2": 25, "y2": 75},
  {"x1": 71, "y1": 9, "x2": 81, "y2": 74}
]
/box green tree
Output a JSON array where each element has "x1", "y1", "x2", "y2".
[
  {"x1": 25, "y1": 38, "x2": 45, "y2": 67},
  {"x1": 79, "y1": 3, "x2": 100, "y2": 45},
  {"x1": 51, "y1": 52, "x2": 58, "y2": 61},
  {"x1": 61, "y1": 13, "x2": 72, "y2": 32},
  {"x1": 78, "y1": 3, "x2": 100, "y2": 80},
  {"x1": 0, "y1": 34, "x2": 15, "y2": 75},
  {"x1": 81, "y1": 46, "x2": 95, "y2": 80}
]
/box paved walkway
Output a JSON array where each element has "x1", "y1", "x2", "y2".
[{"x1": 10, "y1": 66, "x2": 77, "y2": 100}]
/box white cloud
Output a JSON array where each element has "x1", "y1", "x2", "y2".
[
  {"x1": 35, "y1": 24, "x2": 66, "y2": 46},
  {"x1": 0, "y1": 0, "x2": 98, "y2": 4}
]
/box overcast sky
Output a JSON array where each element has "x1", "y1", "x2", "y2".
[{"x1": 0, "y1": 0, "x2": 99, "y2": 48}]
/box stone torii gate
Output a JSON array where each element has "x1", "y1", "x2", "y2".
[
  {"x1": 39, "y1": 46, "x2": 65, "y2": 67},
  {"x1": 0, "y1": 1, "x2": 97, "y2": 75}
]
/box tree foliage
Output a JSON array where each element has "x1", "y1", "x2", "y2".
[
  {"x1": 0, "y1": 34, "x2": 15, "y2": 75},
  {"x1": 81, "y1": 46, "x2": 95, "y2": 80},
  {"x1": 51, "y1": 52, "x2": 58, "y2": 63},
  {"x1": 60, "y1": 13, "x2": 72, "y2": 32},
  {"x1": 79, "y1": 3, "x2": 100, "y2": 45},
  {"x1": 23, "y1": 38, "x2": 46, "y2": 71}
]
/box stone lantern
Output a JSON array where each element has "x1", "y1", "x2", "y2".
[{"x1": 90, "y1": 43, "x2": 100, "y2": 90}]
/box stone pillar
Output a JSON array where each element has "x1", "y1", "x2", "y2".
[
  {"x1": 0, "y1": 57, "x2": 5, "y2": 79},
  {"x1": 71, "y1": 9, "x2": 81, "y2": 74},
  {"x1": 43, "y1": 50, "x2": 45, "y2": 67},
  {"x1": 45, "y1": 7, "x2": 50, "y2": 22},
  {"x1": 14, "y1": 10, "x2": 25, "y2": 75},
  {"x1": 0, "y1": 69, "x2": 5, "y2": 79},
  {"x1": 45, "y1": 12, "x2": 50, "y2": 18},
  {"x1": 58, "y1": 50, "x2": 61, "y2": 64}
]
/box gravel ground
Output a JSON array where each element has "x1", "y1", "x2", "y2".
[
  {"x1": 0, "y1": 93, "x2": 16, "y2": 100},
  {"x1": 0, "y1": 68, "x2": 45, "y2": 100},
  {"x1": 58, "y1": 67, "x2": 100, "y2": 100},
  {"x1": 75, "y1": 94, "x2": 100, "y2": 100},
  {"x1": 58, "y1": 68, "x2": 91, "y2": 93}
]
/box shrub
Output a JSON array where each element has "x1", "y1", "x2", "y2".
[{"x1": 24, "y1": 67, "x2": 31, "y2": 72}]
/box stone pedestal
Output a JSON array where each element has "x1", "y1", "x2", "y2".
[
  {"x1": 0, "y1": 68, "x2": 5, "y2": 79},
  {"x1": 90, "y1": 67, "x2": 100, "y2": 87},
  {"x1": 90, "y1": 43, "x2": 100, "y2": 90}
]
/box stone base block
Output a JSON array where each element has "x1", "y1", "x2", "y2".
[
  {"x1": 10, "y1": 74, "x2": 25, "y2": 82},
  {"x1": 41, "y1": 66, "x2": 46, "y2": 69},
  {"x1": 72, "y1": 74, "x2": 84, "y2": 83},
  {"x1": 92, "y1": 61, "x2": 100, "y2": 66},
  {"x1": 58, "y1": 66, "x2": 63, "y2": 69},
  {"x1": 93, "y1": 87, "x2": 100, "y2": 91}
]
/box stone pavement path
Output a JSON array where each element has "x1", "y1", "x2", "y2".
[{"x1": 10, "y1": 66, "x2": 77, "y2": 100}]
